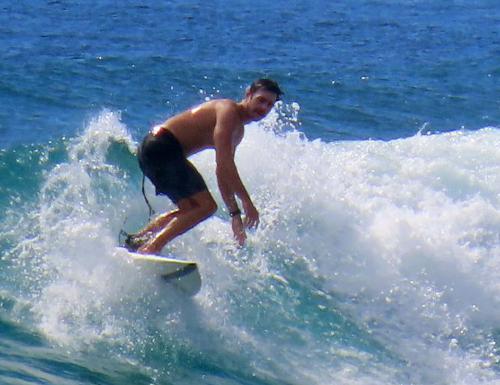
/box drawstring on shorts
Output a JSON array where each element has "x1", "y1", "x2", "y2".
[{"x1": 142, "y1": 173, "x2": 155, "y2": 220}]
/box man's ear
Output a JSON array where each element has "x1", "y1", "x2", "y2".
[{"x1": 245, "y1": 86, "x2": 252, "y2": 99}]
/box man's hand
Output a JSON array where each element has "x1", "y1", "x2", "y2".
[
  {"x1": 242, "y1": 200, "x2": 259, "y2": 229},
  {"x1": 231, "y1": 215, "x2": 247, "y2": 246}
]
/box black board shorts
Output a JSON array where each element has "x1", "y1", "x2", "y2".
[{"x1": 137, "y1": 130, "x2": 208, "y2": 204}]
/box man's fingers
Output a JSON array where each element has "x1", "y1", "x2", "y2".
[
  {"x1": 232, "y1": 217, "x2": 246, "y2": 246},
  {"x1": 236, "y1": 230, "x2": 246, "y2": 246},
  {"x1": 244, "y1": 216, "x2": 259, "y2": 229}
]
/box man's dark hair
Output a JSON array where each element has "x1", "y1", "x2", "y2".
[{"x1": 249, "y1": 78, "x2": 283, "y2": 101}]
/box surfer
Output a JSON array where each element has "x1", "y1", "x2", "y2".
[{"x1": 125, "y1": 79, "x2": 283, "y2": 254}]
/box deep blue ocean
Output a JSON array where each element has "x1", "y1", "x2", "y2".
[{"x1": 1, "y1": 1, "x2": 499, "y2": 384}]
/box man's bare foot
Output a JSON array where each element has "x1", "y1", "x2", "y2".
[
  {"x1": 137, "y1": 241, "x2": 161, "y2": 255},
  {"x1": 124, "y1": 232, "x2": 154, "y2": 252}
]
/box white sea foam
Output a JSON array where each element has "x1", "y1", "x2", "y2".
[
  {"x1": 229, "y1": 121, "x2": 500, "y2": 384},
  {"x1": 9, "y1": 109, "x2": 499, "y2": 384}
]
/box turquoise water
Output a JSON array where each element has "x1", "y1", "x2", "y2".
[{"x1": 1, "y1": 1, "x2": 499, "y2": 384}]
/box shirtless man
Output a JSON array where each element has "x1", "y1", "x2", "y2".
[{"x1": 126, "y1": 79, "x2": 283, "y2": 254}]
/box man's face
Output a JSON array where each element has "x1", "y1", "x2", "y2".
[{"x1": 246, "y1": 89, "x2": 278, "y2": 121}]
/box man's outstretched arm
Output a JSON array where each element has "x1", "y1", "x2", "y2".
[{"x1": 213, "y1": 104, "x2": 259, "y2": 244}]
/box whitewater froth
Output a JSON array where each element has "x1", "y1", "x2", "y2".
[
  {"x1": 4, "y1": 108, "x2": 499, "y2": 384},
  {"x1": 182, "y1": 109, "x2": 499, "y2": 383}
]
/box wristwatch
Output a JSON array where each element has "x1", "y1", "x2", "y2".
[{"x1": 229, "y1": 209, "x2": 241, "y2": 217}]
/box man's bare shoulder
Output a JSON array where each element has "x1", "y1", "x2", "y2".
[
  {"x1": 191, "y1": 99, "x2": 237, "y2": 115},
  {"x1": 213, "y1": 99, "x2": 243, "y2": 125},
  {"x1": 213, "y1": 99, "x2": 238, "y2": 112}
]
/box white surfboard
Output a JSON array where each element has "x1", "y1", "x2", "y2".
[{"x1": 115, "y1": 247, "x2": 201, "y2": 296}]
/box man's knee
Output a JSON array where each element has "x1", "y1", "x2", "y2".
[
  {"x1": 203, "y1": 197, "x2": 218, "y2": 218},
  {"x1": 187, "y1": 191, "x2": 217, "y2": 219}
]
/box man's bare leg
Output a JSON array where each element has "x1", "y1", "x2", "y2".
[
  {"x1": 123, "y1": 210, "x2": 179, "y2": 251},
  {"x1": 135, "y1": 210, "x2": 179, "y2": 237},
  {"x1": 138, "y1": 191, "x2": 217, "y2": 255}
]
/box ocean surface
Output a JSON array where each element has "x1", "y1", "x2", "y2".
[{"x1": 1, "y1": 1, "x2": 499, "y2": 384}]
